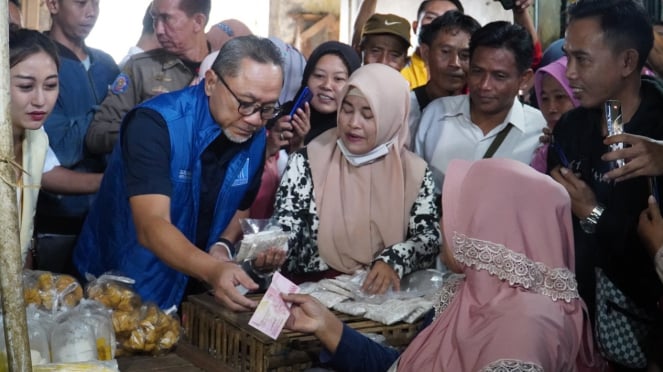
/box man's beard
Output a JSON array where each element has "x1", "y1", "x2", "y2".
[{"x1": 223, "y1": 127, "x2": 251, "y2": 144}]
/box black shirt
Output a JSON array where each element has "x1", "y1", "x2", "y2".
[
  {"x1": 121, "y1": 108, "x2": 263, "y2": 250},
  {"x1": 548, "y1": 76, "x2": 663, "y2": 314}
]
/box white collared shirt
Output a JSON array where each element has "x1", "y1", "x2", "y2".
[
  {"x1": 414, "y1": 94, "x2": 545, "y2": 193},
  {"x1": 408, "y1": 91, "x2": 423, "y2": 148}
]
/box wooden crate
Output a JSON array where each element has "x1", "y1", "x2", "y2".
[{"x1": 182, "y1": 293, "x2": 421, "y2": 372}]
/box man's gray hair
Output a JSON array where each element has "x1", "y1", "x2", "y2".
[{"x1": 212, "y1": 35, "x2": 284, "y2": 78}]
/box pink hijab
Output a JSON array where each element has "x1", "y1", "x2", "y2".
[
  {"x1": 533, "y1": 56, "x2": 579, "y2": 110},
  {"x1": 531, "y1": 57, "x2": 579, "y2": 173},
  {"x1": 307, "y1": 64, "x2": 427, "y2": 274},
  {"x1": 398, "y1": 158, "x2": 603, "y2": 371}
]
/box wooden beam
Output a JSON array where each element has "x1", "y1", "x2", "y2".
[
  {"x1": 0, "y1": 2, "x2": 32, "y2": 370},
  {"x1": 300, "y1": 14, "x2": 336, "y2": 41},
  {"x1": 23, "y1": 0, "x2": 48, "y2": 31}
]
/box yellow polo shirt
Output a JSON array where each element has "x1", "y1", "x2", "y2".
[{"x1": 401, "y1": 52, "x2": 427, "y2": 90}]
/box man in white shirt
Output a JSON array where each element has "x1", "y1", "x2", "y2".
[{"x1": 415, "y1": 21, "x2": 545, "y2": 193}]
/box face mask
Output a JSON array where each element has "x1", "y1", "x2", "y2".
[{"x1": 336, "y1": 139, "x2": 393, "y2": 167}]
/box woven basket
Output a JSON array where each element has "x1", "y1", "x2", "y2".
[{"x1": 182, "y1": 293, "x2": 421, "y2": 372}]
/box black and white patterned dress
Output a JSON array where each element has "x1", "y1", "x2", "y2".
[{"x1": 274, "y1": 151, "x2": 440, "y2": 278}]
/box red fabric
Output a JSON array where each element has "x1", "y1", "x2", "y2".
[
  {"x1": 249, "y1": 153, "x2": 280, "y2": 219},
  {"x1": 532, "y1": 40, "x2": 543, "y2": 70}
]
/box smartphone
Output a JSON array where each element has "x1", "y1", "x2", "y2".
[
  {"x1": 497, "y1": 0, "x2": 515, "y2": 10},
  {"x1": 288, "y1": 87, "x2": 313, "y2": 118},
  {"x1": 550, "y1": 137, "x2": 570, "y2": 168},
  {"x1": 649, "y1": 177, "x2": 660, "y2": 205}
]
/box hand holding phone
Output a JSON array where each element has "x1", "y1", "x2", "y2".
[{"x1": 288, "y1": 87, "x2": 313, "y2": 118}]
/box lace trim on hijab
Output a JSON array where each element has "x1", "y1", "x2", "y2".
[
  {"x1": 479, "y1": 359, "x2": 544, "y2": 372},
  {"x1": 452, "y1": 232, "x2": 579, "y2": 303},
  {"x1": 432, "y1": 274, "x2": 464, "y2": 319}
]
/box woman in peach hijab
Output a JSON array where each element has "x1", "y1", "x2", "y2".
[{"x1": 274, "y1": 63, "x2": 440, "y2": 294}]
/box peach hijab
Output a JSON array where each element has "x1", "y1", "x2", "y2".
[
  {"x1": 398, "y1": 158, "x2": 603, "y2": 371},
  {"x1": 307, "y1": 64, "x2": 427, "y2": 274}
]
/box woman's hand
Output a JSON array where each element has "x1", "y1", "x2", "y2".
[
  {"x1": 267, "y1": 103, "x2": 311, "y2": 157},
  {"x1": 266, "y1": 118, "x2": 291, "y2": 158},
  {"x1": 282, "y1": 293, "x2": 344, "y2": 353},
  {"x1": 539, "y1": 126, "x2": 552, "y2": 145},
  {"x1": 362, "y1": 261, "x2": 400, "y2": 294},
  {"x1": 287, "y1": 103, "x2": 311, "y2": 153},
  {"x1": 282, "y1": 293, "x2": 331, "y2": 333}
]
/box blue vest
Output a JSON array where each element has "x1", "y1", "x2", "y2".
[{"x1": 73, "y1": 83, "x2": 266, "y2": 309}]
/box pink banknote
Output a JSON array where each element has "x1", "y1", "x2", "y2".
[{"x1": 248, "y1": 272, "x2": 300, "y2": 339}]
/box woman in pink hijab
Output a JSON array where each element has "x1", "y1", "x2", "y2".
[
  {"x1": 531, "y1": 56, "x2": 580, "y2": 173},
  {"x1": 283, "y1": 158, "x2": 604, "y2": 371},
  {"x1": 398, "y1": 158, "x2": 602, "y2": 371}
]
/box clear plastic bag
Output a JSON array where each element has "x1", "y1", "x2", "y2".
[
  {"x1": 235, "y1": 218, "x2": 289, "y2": 262},
  {"x1": 50, "y1": 312, "x2": 98, "y2": 363},
  {"x1": 27, "y1": 305, "x2": 57, "y2": 342},
  {"x1": 349, "y1": 269, "x2": 445, "y2": 304},
  {"x1": 84, "y1": 273, "x2": 180, "y2": 356},
  {"x1": 363, "y1": 298, "x2": 432, "y2": 325},
  {"x1": 118, "y1": 303, "x2": 181, "y2": 355},
  {"x1": 26, "y1": 305, "x2": 53, "y2": 365},
  {"x1": 85, "y1": 273, "x2": 140, "y2": 312},
  {"x1": 399, "y1": 269, "x2": 445, "y2": 298},
  {"x1": 73, "y1": 300, "x2": 116, "y2": 361},
  {"x1": 22, "y1": 270, "x2": 84, "y2": 312}
]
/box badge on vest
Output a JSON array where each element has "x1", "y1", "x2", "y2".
[
  {"x1": 232, "y1": 159, "x2": 249, "y2": 187},
  {"x1": 110, "y1": 73, "x2": 130, "y2": 95},
  {"x1": 178, "y1": 169, "x2": 192, "y2": 181}
]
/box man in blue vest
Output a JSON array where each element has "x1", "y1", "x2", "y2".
[{"x1": 74, "y1": 36, "x2": 285, "y2": 311}]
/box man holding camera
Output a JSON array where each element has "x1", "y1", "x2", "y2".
[{"x1": 548, "y1": 0, "x2": 663, "y2": 368}]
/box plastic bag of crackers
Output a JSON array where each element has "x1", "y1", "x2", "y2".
[
  {"x1": 85, "y1": 273, "x2": 181, "y2": 355},
  {"x1": 22, "y1": 270, "x2": 84, "y2": 312}
]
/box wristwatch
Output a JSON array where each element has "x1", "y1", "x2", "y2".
[{"x1": 579, "y1": 205, "x2": 605, "y2": 234}]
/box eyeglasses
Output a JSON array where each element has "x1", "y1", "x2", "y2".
[{"x1": 213, "y1": 70, "x2": 281, "y2": 120}]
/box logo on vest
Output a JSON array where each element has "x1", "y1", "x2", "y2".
[
  {"x1": 232, "y1": 159, "x2": 250, "y2": 187},
  {"x1": 178, "y1": 169, "x2": 192, "y2": 181}
]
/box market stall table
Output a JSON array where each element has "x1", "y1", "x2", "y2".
[
  {"x1": 182, "y1": 293, "x2": 422, "y2": 372},
  {"x1": 118, "y1": 341, "x2": 235, "y2": 371}
]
